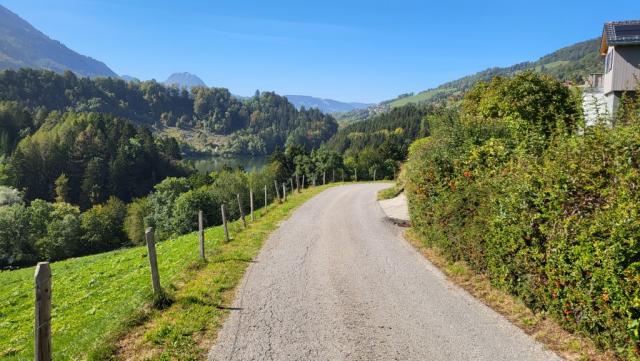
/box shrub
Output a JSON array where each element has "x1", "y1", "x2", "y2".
[
  {"x1": 405, "y1": 72, "x2": 640, "y2": 357},
  {"x1": 124, "y1": 197, "x2": 151, "y2": 245},
  {"x1": 81, "y1": 197, "x2": 128, "y2": 253},
  {"x1": 35, "y1": 202, "x2": 82, "y2": 261},
  {"x1": 0, "y1": 185, "x2": 21, "y2": 206},
  {"x1": 171, "y1": 186, "x2": 220, "y2": 235}
]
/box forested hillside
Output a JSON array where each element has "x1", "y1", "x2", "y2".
[
  {"x1": 0, "y1": 69, "x2": 338, "y2": 155},
  {"x1": 385, "y1": 38, "x2": 602, "y2": 107},
  {"x1": 325, "y1": 104, "x2": 435, "y2": 179}
]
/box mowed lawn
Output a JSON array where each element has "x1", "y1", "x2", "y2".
[{"x1": 0, "y1": 186, "x2": 328, "y2": 360}]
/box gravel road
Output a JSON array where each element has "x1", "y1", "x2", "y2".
[{"x1": 209, "y1": 183, "x2": 562, "y2": 361}]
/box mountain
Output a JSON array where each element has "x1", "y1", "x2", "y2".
[
  {"x1": 120, "y1": 75, "x2": 140, "y2": 82},
  {"x1": 284, "y1": 95, "x2": 373, "y2": 113},
  {"x1": 164, "y1": 72, "x2": 206, "y2": 89},
  {"x1": 384, "y1": 38, "x2": 603, "y2": 108},
  {"x1": 0, "y1": 5, "x2": 117, "y2": 78}
]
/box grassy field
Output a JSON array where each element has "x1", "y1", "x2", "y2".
[
  {"x1": 387, "y1": 87, "x2": 458, "y2": 108},
  {"x1": 0, "y1": 185, "x2": 330, "y2": 360}
]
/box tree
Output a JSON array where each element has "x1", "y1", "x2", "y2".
[{"x1": 54, "y1": 173, "x2": 70, "y2": 203}]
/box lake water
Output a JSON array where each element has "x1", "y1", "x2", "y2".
[{"x1": 185, "y1": 155, "x2": 269, "y2": 174}]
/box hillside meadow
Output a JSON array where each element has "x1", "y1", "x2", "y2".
[{"x1": 0, "y1": 185, "x2": 330, "y2": 360}]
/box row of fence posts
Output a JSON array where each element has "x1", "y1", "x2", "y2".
[{"x1": 33, "y1": 167, "x2": 391, "y2": 360}]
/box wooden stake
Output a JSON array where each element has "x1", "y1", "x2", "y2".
[
  {"x1": 290, "y1": 178, "x2": 294, "y2": 194},
  {"x1": 35, "y1": 262, "x2": 51, "y2": 361},
  {"x1": 282, "y1": 183, "x2": 287, "y2": 201},
  {"x1": 323, "y1": 171, "x2": 326, "y2": 185},
  {"x1": 332, "y1": 169, "x2": 335, "y2": 183},
  {"x1": 264, "y1": 185, "x2": 268, "y2": 208},
  {"x1": 237, "y1": 194, "x2": 247, "y2": 228},
  {"x1": 145, "y1": 228, "x2": 161, "y2": 296},
  {"x1": 221, "y1": 204, "x2": 230, "y2": 242},
  {"x1": 198, "y1": 210, "x2": 205, "y2": 260},
  {"x1": 274, "y1": 180, "x2": 281, "y2": 203},
  {"x1": 373, "y1": 168, "x2": 377, "y2": 181},
  {"x1": 249, "y1": 189, "x2": 254, "y2": 222}
]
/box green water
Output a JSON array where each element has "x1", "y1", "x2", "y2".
[{"x1": 186, "y1": 155, "x2": 269, "y2": 174}]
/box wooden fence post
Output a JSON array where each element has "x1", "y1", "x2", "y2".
[
  {"x1": 274, "y1": 180, "x2": 281, "y2": 203},
  {"x1": 264, "y1": 185, "x2": 268, "y2": 208},
  {"x1": 35, "y1": 262, "x2": 51, "y2": 361},
  {"x1": 237, "y1": 194, "x2": 247, "y2": 228},
  {"x1": 373, "y1": 168, "x2": 377, "y2": 181},
  {"x1": 145, "y1": 227, "x2": 161, "y2": 296},
  {"x1": 221, "y1": 204, "x2": 230, "y2": 242},
  {"x1": 332, "y1": 169, "x2": 335, "y2": 183},
  {"x1": 282, "y1": 183, "x2": 287, "y2": 201},
  {"x1": 249, "y1": 189, "x2": 254, "y2": 222},
  {"x1": 323, "y1": 171, "x2": 326, "y2": 185},
  {"x1": 198, "y1": 210, "x2": 205, "y2": 260},
  {"x1": 296, "y1": 175, "x2": 301, "y2": 193},
  {"x1": 290, "y1": 178, "x2": 294, "y2": 194}
]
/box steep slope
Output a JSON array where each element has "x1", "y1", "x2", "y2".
[
  {"x1": 385, "y1": 38, "x2": 603, "y2": 108},
  {"x1": 164, "y1": 72, "x2": 206, "y2": 89},
  {"x1": 285, "y1": 94, "x2": 373, "y2": 113},
  {"x1": 0, "y1": 5, "x2": 117, "y2": 78}
]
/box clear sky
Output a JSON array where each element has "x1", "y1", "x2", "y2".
[{"x1": 3, "y1": 0, "x2": 639, "y2": 103}]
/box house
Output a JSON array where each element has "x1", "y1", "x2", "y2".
[{"x1": 601, "y1": 20, "x2": 640, "y2": 114}]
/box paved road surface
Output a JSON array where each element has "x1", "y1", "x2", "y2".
[{"x1": 209, "y1": 184, "x2": 561, "y2": 361}]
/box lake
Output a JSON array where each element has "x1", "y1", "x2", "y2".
[{"x1": 185, "y1": 155, "x2": 269, "y2": 174}]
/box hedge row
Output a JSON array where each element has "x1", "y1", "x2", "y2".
[{"x1": 405, "y1": 72, "x2": 640, "y2": 358}]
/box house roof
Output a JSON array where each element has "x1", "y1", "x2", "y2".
[{"x1": 601, "y1": 20, "x2": 640, "y2": 55}]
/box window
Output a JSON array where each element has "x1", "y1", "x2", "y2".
[{"x1": 605, "y1": 51, "x2": 613, "y2": 73}]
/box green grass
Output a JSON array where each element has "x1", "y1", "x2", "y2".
[
  {"x1": 0, "y1": 185, "x2": 331, "y2": 360},
  {"x1": 377, "y1": 184, "x2": 402, "y2": 200},
  {"x1": 387, "y1": 87, "x2": 458, "y2": 108}
]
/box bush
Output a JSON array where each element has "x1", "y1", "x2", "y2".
[
  {"x1": 171, "y1": 186, "x2": 220, "y2": 235},
  {"x1": 33, "y1": 201, "x2": 82, "y2": 261},
  {"x1": 124, "y1": 197, "x2": 151, "y2": 245},
  {"x1": 81, "y1": 197, "x2": 128, "y2": 253},
  {"x1": 0, "y1": 203, "x2": 35, "y2": 267},
  {"x1": 405, "y1": 72, "x2": 640, "y2": 357},
  {"x1": 0, "y1": 185, "x2": 21, "y2": 206}
]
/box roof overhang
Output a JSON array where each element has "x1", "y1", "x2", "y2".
[{"x1": 601, "y1": 20, "x2": 640, "y2": 55}]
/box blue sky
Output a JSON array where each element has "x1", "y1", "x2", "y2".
[{"x1": 3, "y1": 0, "x2": 639, "y2": 103}]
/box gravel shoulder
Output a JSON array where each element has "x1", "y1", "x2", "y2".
[{"x1": 208, "y1": 183, "x2": 562, "y2": 361}]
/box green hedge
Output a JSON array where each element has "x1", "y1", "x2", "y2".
[{"x1": 406, "y1": 72, "x2": 640, "y2": 358}]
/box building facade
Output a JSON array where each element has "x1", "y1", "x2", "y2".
[{"x1": 601, "y1": 20, "x2": 640, "y2": 114}]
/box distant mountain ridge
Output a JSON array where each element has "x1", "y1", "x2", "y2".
[
  {"x1": 164, "y1": 72, "x2": 206, "y2": 89},
  {"x1": 0, "y1": 5, "x2": 117, "y2": 78},
  {"x1": 384, "y1": 38, "x2": 604, "y2": 108},
  {"x1": 284, "y1": 95, "x2": 373, "y2": 113}
]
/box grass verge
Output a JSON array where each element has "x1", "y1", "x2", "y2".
[
  {"x1": 404, "y1": 229, "x2": 620, "y2": 361},
  {"x1": 0, "y1": 185, "x2": 330, "y2": 360},
  {"x1": 377, "y1": 184, "x2": 403, "y2": 200}
]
